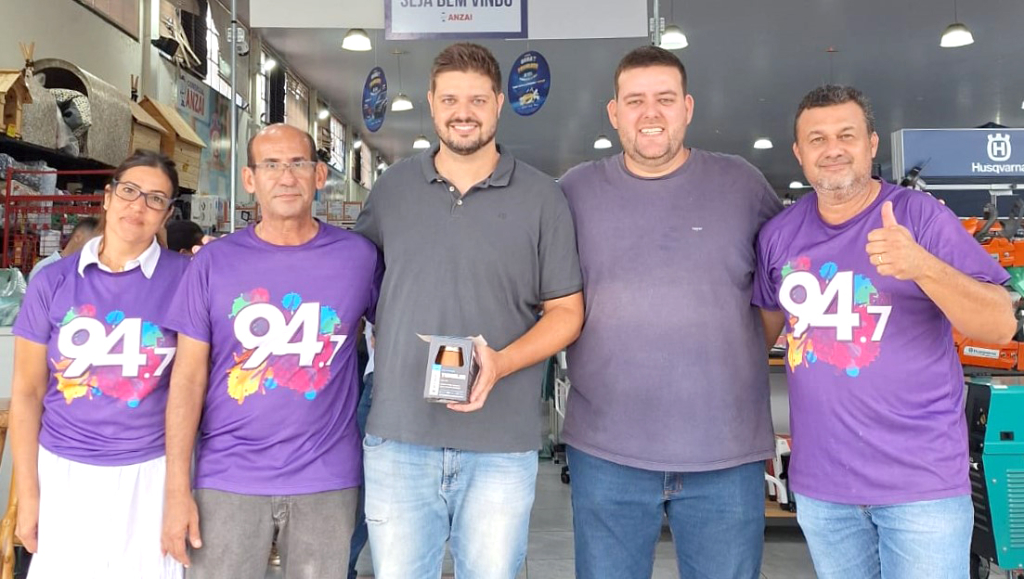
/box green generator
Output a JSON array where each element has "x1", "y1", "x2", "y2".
[{"x1": 965, "y1": 377, "x2": 1024, "y2": 579}]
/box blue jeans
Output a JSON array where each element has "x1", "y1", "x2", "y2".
[
  {"x1": 363, "y1": 435, "x2": 537, "y2": 579},
  {"x1": 795, "y1": 492, "x2": 973, "y2": 579},
  {"x1": 567, "y1": 446, "x2": 765, "y2": 579},
  {"x1": 347, "y1": 372, "x2": 374, "y2": 579}
]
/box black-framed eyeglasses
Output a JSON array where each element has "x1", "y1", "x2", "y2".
[
  {"x1": 111, "y1": 180, "x2": 173, "y2": 211},
  {"x1": 250, "y1": 160, "x2": 318, "y2": 178}
]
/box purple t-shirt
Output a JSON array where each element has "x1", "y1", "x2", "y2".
[
  {"x1": 12, "y1": 249, "x2": 189, "y2": 466},
  {"x1": 166, "y1": 223, "x2": 382, "y2": 495},
  {"x1": 754, "y1": 181, "x2": 1009, "y2": 505}
]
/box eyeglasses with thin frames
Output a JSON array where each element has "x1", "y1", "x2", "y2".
[
  {"x1": 111, "y1": 180, "x2": 173, "y2": 211},
  {"x1": 250, "y1": 160, "x2": 319, "y2": 179}
]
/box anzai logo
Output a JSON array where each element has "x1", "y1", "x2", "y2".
[{"x1": 988, "y1": 133, "x2": 1012, "y2": 162}]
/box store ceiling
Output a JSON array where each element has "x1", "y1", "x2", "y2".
[{"x1": 245, "y1": 0, "x2": 1024, "y2": 190}]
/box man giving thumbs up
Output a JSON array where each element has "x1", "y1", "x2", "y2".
[{"x1": 751, "y1": 85, "x2": 1016, "y2": 579}]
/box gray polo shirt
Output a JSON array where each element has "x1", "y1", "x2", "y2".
[{"x1": 354, "y1": 144, "x2": 583, "y2": 452}]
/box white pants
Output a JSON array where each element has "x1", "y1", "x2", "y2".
[{"x1": 29, "y1": 446, "x2": 183, "y2": 579}]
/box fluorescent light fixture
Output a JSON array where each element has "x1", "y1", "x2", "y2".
[
  {"x1": 753, "y1": 138, "x2": 774, "y2": 150},
  {"x1": 659, "y1": 25, "x2": 689, "y2": 50},
  {"x1": 391, "y1": 93, "x2": 414, "y2": 112},
  {"x1": 789, "y1": 181, "x2": 804, "y2": 189},
  {"x1": 261, "y1": 58, "x2": 277, "y2": 73},
  {"x1": 318, "y1": 109, "x2": 330, "y2": 120},
  {"x1": 342, "y1": 29, "x2": 372, "y2": 52},
  {"x1": 593, "y1": 134, "x2": 613, "y2": 149},
  {"x1": 940, "y1": 22, "x2": 974, "y2": 47},
  {"x1": 353, "y1": 137, "x2": 363, "y2": 150},
  {"x1": 413, "y1": 135, "x2": 431, "y2": 149}
]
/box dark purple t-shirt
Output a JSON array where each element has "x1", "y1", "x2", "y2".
[
  {"x1": 13, "y1": 248, "x2": 190, "y2": 466},
  {"x1": 166, "y1": 223, "x2": 382, "y2": 495},
  {"x1": 754, "y1": 181, "x2": 1009, "y2": 505},
  {"x1": 560, "y1": 150, "x2": 783, "y2": 471}
]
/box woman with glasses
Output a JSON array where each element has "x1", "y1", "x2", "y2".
[{"x1": 9, "y1": 150, "x2": 189, "y2": 578}]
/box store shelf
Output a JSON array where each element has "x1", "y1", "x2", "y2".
[{"x1": 0, "y1": 135, "x2": 114, "y2": 173}]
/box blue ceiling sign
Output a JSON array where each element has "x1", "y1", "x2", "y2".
[
  {"x1": 362, "y1": 66, "x2": 388, "y2": 133},
  {"x1": 508, "y1": 50, "x2": 550, "y2": 116}
]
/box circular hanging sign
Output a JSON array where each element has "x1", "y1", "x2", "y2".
[
  {"x1": 362, "y1": 66, "x2": 388, "y2": 133},
  {"x1": 508, "y1": 51, "x2": 551, "y2": 117}
]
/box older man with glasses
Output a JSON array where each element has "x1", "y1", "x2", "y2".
[{"x1": 161, "y1": 123, "x2": 383, "y2": 579}]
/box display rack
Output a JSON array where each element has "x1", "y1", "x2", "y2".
[{"x1": 1, "y1": 166, "x2": 110, "y2": 274}]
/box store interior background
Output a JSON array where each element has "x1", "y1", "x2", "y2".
[{"x1": 1, "y1": 0, "x2": 1023, "y2": 576}]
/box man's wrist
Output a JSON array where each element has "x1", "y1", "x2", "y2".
[{"x1": 912, "y1": 249, "x2": 943, "y2": 284}]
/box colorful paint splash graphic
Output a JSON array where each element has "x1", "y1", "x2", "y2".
[
  {"x1": 53, "y1": 305, "x2": 170, "y2": 408},
  {"x1": 227, "y1": 289, "x2": 342, "y2": 404},
  {"x1": 782, "y1": 258, "x2": 889, "y2": 377}
]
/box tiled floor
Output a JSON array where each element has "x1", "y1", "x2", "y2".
[{"x1": 269, "y1": 460, "x2": 1014, "y2": 578}]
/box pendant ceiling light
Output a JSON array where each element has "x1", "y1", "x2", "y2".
[
  {"x1": 342, "y1": 29, "x2": 372, "y2": 52},
  {"x1": 391, "y1": 51, "x2": 413, "y2": 112},
  {"x1": 939, "y1": 0, "x2": 974, "y2": 48},
  {"x1": 659, "y1": 25, "x2": 688, "y2": 50},
  {"x1": 658, "y1": 1, "x2": 688, "y2": 50}
]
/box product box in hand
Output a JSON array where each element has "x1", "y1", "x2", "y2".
[{"x1": 424, "y1": 336, "x2": 479, "y2": 403}]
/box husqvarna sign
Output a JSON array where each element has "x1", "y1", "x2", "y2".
[{"x1": 892, "y1": 129, "x2": 1024, "y2": 181}]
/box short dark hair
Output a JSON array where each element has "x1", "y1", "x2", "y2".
[
  {"x1": 71, "y1": 216, "x2": 99, "y2": 236},
  {"x1": 111, "y1": 149, "x2": 180, "y2": 199},
  {"x1": 430, "y1": 42, "x2": 502, "y2": 95},
  {"x1": 613, "y1": 46, "x2": 688, "y2": 98},
  {"x1": 246, "y1": 123, "x2": 317, "y2": 167},
  {"x1": 165, "y1": 219, "x2": 205, "y2": 253},
  {"x1": 794, "y1": 84, "x2": 876, "y2": 140}
]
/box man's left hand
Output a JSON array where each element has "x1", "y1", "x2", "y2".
[
  {"x1": 447, "y1": 342, "x2": 505, "y2": 413},
  {"x1": 865, "y1": 201, "x2": 932, "y2": 281}
]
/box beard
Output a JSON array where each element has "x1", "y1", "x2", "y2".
[
  {"x1": 620, "y1": 130, "x2": 683, "y2": 168},
  {"x1": 811, "y1": 160, "x2": 873, "y2": 204},
  {"x1": 436, "y1": 118, "x2": 498, "y2": 156}
]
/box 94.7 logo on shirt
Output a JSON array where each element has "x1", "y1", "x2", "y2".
[
  {"x1": 227, "y1": 288, "x2": 347, "y2": 404},
  {"x1": 54, "y1": 305, "x2": 176, "y2": 407},
  {"x1": 778, "y1": 258, "x2": 892, "y2": 377}
]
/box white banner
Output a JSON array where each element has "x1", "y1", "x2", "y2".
[
  {"x1": 386, "y1": 0, "x2": 527, "y2": 39},
  {"x1": 249, "y1": 0, "x2": 647, "y2": 39}
]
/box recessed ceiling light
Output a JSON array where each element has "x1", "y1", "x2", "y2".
[
  {"x1": 753, "y1": 138, "x2": 773, "y2": 150},
  {"x1": 789, "y1": 181, "x2": 803, "y2": 189}
]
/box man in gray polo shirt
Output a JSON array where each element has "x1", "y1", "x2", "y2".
[
  {"x1": 559, "y1": 46, "x2": 784, "y2": 579},
  {"x1": 354, "y1": 42, "x2": 584, "y2": 579}
]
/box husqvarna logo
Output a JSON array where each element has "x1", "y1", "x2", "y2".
[{"x1": 988, "y1": 133, "x2": 1012, "y2": 162}]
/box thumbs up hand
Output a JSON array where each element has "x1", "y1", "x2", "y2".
[{"x1": 866, "y1": 201, "x2": 928, "y2": 280}]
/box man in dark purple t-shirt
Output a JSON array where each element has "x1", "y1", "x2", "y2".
[
  {"x1": 754, "y1": 85, "x2": 1016, "y2": 579},
  {"x1": 160, "y1": 124, "x2": 382, "y2": 579},
  {"x1": 560, "y1": 46, "x2": 782, "y2": 579}
]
